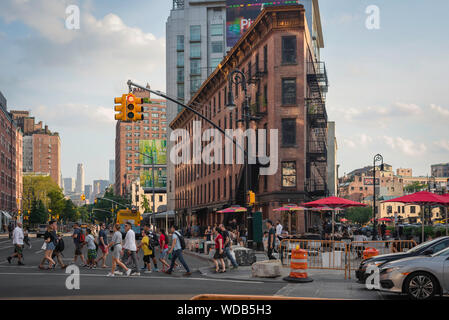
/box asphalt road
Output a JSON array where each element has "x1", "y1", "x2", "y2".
[{"x1": 0, "y1": 234, "x2": 284, "y2": 299}]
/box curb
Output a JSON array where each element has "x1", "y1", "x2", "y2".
[{"x1": 198, "y1": 267, "x2": 288, "y2": 284}]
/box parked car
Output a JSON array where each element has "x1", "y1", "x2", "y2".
[
  {"x1": 379, "y1": 247, "x2": 449, "y2": 300},
  {"x1": 356, "y1": 236, "x2": 449, "y2": 282},
  {"x1": 36, "y1": 224, "x2": 47, "y2": 238}
]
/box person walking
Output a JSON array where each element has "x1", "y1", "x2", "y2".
[
  {"x1": 165, "y1": 225, "x2": 191, "y2": 276},
  {"x1": 7, "y1": 222, "x2": 24, "y2": 265},
  {"x1": 106, "y1": 223, "x2": 131, "y2": 277},
  {"x1": 122, "y1": 222, "x2": 139, "y2": 276},
  {"x1": 8, "y1": 222, "x2": 14, "y2": 239},
  {"x1": 219, "y1": 224, "x2": 238, "y2": 270},
  {"x1": 95, "y1": 223, "x2": 109, "y2": 268},
  {"x1": 212, "y1": 227, "x2": 225, "y2": 273},
  {"x1": 138, "y1": 229, "x2": 153, "y2": 273},
  {"x1": 266, "y1": 220, "x2": 276, "y2": 260},
  {"x1": 144, "y1": 225, "x2": 159, "y2": 272},
  {"x1": 158, "y1": 228, "x2": 171, "y2": 272},
  {"x1": 86, "y1": 229, "x2": 97, "y2": 269},
  {"x1": 51, "y1": 233, "x2": 67, "y2": 269},
  {"x1": 39, "y1": 222, "x2": 57, "y2": 270},
  {"x1": 72, "y1": 223, "x2": 87, "y2": 267}
]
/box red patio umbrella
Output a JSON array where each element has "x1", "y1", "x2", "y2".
[
  {"x1": 303, "y1": 197, "x2": 366, "y2": 239},
  {"x1": 378, "y1": 218, "x2": 392, "y2": 222},
  {"x1": 383, "y1": 191, "x2": 449, "y2": 241},
  {"x1": 303, "y1": 196, "x2": 367, "y2": 208},
  {"x1": 217, "y1": 205, "x2": 247, "y2": 213},
  {"x1": 274, "y1": 204, "x2": 307, "y2": 233}
]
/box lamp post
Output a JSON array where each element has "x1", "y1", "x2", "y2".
[
  {"x1": 226, "y1": 69, "x2": 257, "y2": 248},
  {"x1": 372, "y1": 154, "x2": 384, "y2": 240}
]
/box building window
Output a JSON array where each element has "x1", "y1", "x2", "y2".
[
  {"x1": 410, "y1": 206, "x2": 416, "y2": 213},
  {"x1": 177, "y1": 35, "x2": 184, "y2": 51},
  {"x1": 210, "y1": 58, "x2": 221, "y2": 70},
  {"x1": 190, "y1": 75, "x2": 202, "y2": 93},
  {"x1": 190, "y1": 60, "x2": 201, "y2": 75},
  {"x1": 210, "y1": 23, "x2": 223, "y2": 36},
  {"x1": 282, "y1": 161, "x2": 296, "y2": 187},
  {"x1": 263, "y1": 45, "x2": 268, "y2": 71},
  {"x1": 177, "y1": 85, "x2": 184, "y2": 100},
  {"x1": 282, "y1": 78, "x2": 296, "y2": 105},
  {"x1": 281, "y1": 118, "x2": 296, "y2": 146},
  {"x1": 282, "y1": 36, "x2": 296, "y2": 64},
  {"x1": 177, "y1": 67, "x2": 184, "y2": 82},
  {"x1": 190, "y1": 25, "x2": 201, "y2": 42},
  {"x1": 177, "y1": 51, "x2": 184, "y2": 67},
  {"x1": 190, "y1": 43, "x2": 201, "y2": 58},
  {"x1": 211, "y1": 41, "x2": 223, "y2": 54}
]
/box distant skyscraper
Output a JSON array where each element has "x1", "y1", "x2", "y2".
[
  {"x1": 84, "y1": 185, "x2": 92, "y2": 202},
  {"x1": 63, "y1": 178, "x2": 75, "y2": 194},
  {"x1": 93, "y1": 180, "x2": 110, "y2": 197},
  {"x1": 75, "y1": 164, "x2": 85, "y2": 194},
  {"x1": 109, "y1": 160, "x2": 115, "y2": 184}
]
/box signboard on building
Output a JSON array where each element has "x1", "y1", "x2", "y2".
[
  {"x1": 140, "y1": 167, "x2": 167, "y2": 189},
  {"x1": 226, "y1": 0, "x2": 312, "y2": 48},
  {"x1": 363, "y1": 177, "x2": 380, "y2": 186},
  {"x1": 139, "y1": 139, "x2": 167, "y2": 165}
]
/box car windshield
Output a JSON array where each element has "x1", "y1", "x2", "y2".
[
  {"x1": 432, "y1": 247, "x2": 449, "y2": 257},
  {"x1": 407, "y1": 238, "x2": 442, "y2": 253}
]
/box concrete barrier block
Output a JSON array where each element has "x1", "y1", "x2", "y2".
[{"x1": 251, "y1": 260, "x2": 282, "y2": 278}]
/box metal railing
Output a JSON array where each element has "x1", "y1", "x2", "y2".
[{"x1": 279, "y1": 239, "x2": 418, "y2": 280}]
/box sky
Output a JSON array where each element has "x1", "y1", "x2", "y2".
[{"x1": 0, "y1": 0, "x2": 448, "y2": 185}]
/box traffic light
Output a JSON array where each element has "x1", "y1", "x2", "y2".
[
  {"x1": 247, "y1": 191, "x2": 255, "y2": 206},
  {"x1": 133, "y1": 96, "x2": 144, "y2": 121},
  {"x1": 126, "y1": 93, "x2": 137, "y2": 121},
  {"x1": 114, "y1": 94, "x2": 127, "y2": 121},
  {"x1": 80, "y1": 194, "x2": 85, "y2": 201}
]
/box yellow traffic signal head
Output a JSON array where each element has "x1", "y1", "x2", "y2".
[
  {"x1": 133, "y1": 97, "x2": 144, "y2": 121},
  {"x1": 126, "y1": 93, "x2": 136, "y2": 121},
  {"x1": 114, "y1": 94, "x2": 127, "y2": 121}
]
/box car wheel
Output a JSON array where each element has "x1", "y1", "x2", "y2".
[{"x1": 404, "y1": 272, "x2": 437, "y2": 300}]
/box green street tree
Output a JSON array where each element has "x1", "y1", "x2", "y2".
[
  {"x1": 142, "y1": 196, "x2": 152, "y2": 213},
  {"x1": 61, "y1": 199, "x2": 77, "y2": 223},
  {"x1": 29, "y1": 199, "x2": 48, "y2": 224},
  {"x1": 344, "y1": 206, "x2": 373, "y2": 224},
  {"x1": 404, "y1": 181, "x2": 427, "y2": 194}
]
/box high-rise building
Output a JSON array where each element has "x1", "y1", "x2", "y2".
[
  {"x1": 75, "y1": 164, "x2": 84, "y2": 194},
  {"x1": 84, "y1": 184, "x2": 92, "y2": 202},
  {"x1": 0, "y1": 92, "x2": 21, "y2": 217},
  {"x1": 109, "y1": 160, "x2": 115, "y2": 184},
  {"x1": 327, "y1": 122, "x2": 337, "y2": 197},
  {"x1": 171, "y1": 4, "x2": 328, "y2": 232},
  {"x1": 10, "y1": 110, "x2": 61, "y2": 187},
  {"x1": 93, "y1": 180, "x2": 110, "y2": 197},
  {"x1": 431, "y1": 163, "x2": 449, "y2": 178},
  {"x1": 166, "y1": 0, "x2": 227, "y2": 212},
  {"x1": 115, "y1": 88, "x2": 167, "y2": 196},
  {"x1": 63, "y1": 177, "x2": 75, "y2": 194}
]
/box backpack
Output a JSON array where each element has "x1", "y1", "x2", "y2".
[
  {"x1": 56, "y1": 238, "x2": 65, "y2": 252},
  {"x1": 79, "y1": 231, "x2": 86, "y2": 243},
  {"x1": 174, "y1": 231, "x2": 186, "y2": 250},
  {"x1": 150, "y1": 232, "x2": 159, "y2": 248}
]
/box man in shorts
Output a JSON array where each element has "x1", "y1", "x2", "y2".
[
  {"x1": 72, "y1": 223, "x2": 87, "y2": 266},
  {"x1": 95, "y1": 223, "x2": 109, "y2": 268}
]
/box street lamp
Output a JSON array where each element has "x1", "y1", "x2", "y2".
[
  {"x1": 226, "y1": 69, "x2": 258, "y2": 248},
  {"x1": 372, "y1": 154, "x2": 384, "y2": 240}
]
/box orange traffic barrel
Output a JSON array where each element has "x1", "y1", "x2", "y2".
[
  {"x1": 363, "y1": 247, "x2": 379, "y2": 260},
  {"x1": 283, "y1": 246, "x2": 313, "y2": 283}
]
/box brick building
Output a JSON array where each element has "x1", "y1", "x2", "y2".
[
  {"x1": 10, "y1": 110, "x2": 61, "y2": 187},
  {"x1": 115, "y1": 88, "x2": 167, "y2": 196},
  {"x1": 0, "y1": 92, "x2": 21, "y2": 217},
  {"x1": 170, "y1": 5, "x2": 329, "y2": 233}
]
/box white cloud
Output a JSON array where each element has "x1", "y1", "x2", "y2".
[
  {"x1": 32, "y1": 103, "x2": 115, "y2": 129},
  {"x1": 383, "y1": 136, "x2": 427, "y2": 156},
  {"x1": 434, "y1": 140, "x2": 449, "y2": 152},
  {"x1": 430, "y1": 104, "x2": 449, "y2": 117}
]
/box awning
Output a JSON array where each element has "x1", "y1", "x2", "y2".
[
  {"x1": 0, "y1": 211, "x2": 12, "y2": 219},
  {"x1": 154, "y1": 211, "x2": 175, "y2": 219}
]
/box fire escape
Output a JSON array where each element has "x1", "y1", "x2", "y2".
[{"x1": 306, "y1": 61, "x2": 329, "y2": 198}]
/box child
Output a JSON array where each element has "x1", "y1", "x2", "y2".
[
  {"x1": 138, "y1": 230, "x2": 152, "y2": 273},
  {"x1": 86, "y1": 229, "x2": 97, "y2": 269}
]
